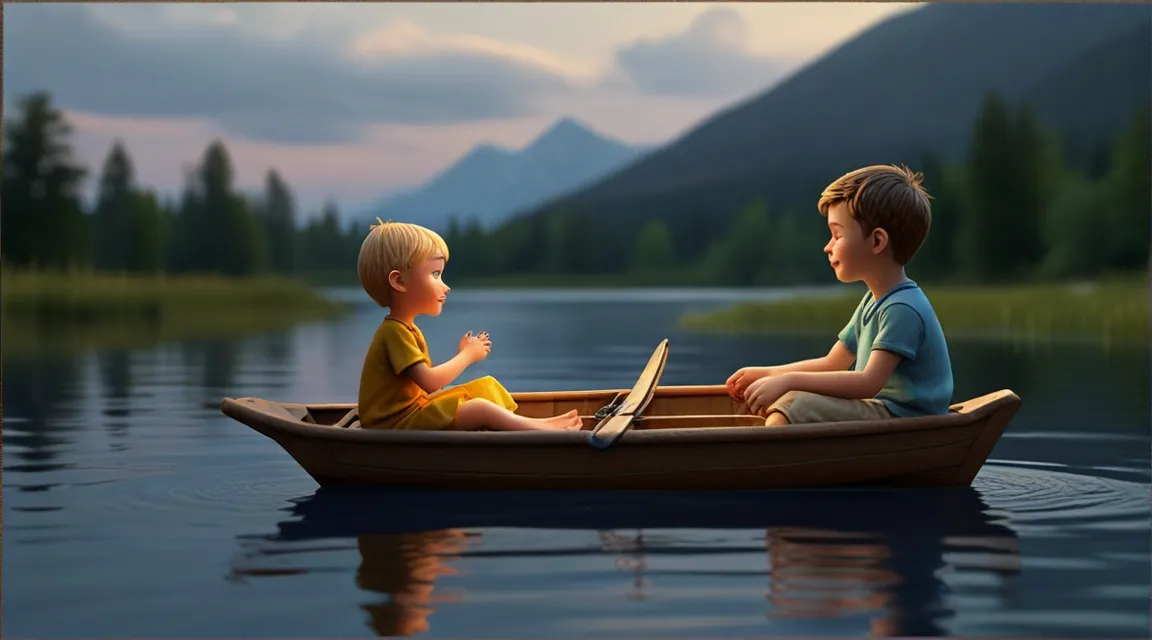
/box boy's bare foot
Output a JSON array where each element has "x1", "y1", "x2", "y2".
[
  {"x1": 539, "y1": 410, "x2": 582, "y2": 430},
  {"x1": 531, "y1": 410, "x2": 577, "y2": 424}
]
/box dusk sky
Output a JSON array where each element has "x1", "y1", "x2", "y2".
[{"x1": 5, "y1": 2, "x2": 919, "y2": 218}]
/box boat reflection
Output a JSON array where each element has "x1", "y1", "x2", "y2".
[{"x1": 229, "y1": 487, "x2": 1021, "y2": 637}]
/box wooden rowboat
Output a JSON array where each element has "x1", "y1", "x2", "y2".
[{"x1": 220, "y1": 340, "x2": 1021, "y2": 490}]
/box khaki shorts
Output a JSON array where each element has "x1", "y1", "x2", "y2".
[{"x1": 767, "y1": 390, "x2": 893, "y2": 425}]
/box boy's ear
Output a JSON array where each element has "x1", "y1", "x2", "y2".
[
  {"x1": 388, "y1": 269, "x2": 406, "y2": 293},
  {"x1": 871, "y1": 228, "x2": 890, "y2": 255}
]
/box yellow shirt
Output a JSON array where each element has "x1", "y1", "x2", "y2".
[{"x1": 358, "y1": 316, "x2": 431, "y2": 429}]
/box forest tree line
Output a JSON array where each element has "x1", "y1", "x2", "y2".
[
  {"x1": 2, "y1": 90, "x2": 1148, "y2": 286},
  {"x1": 1, "y1": 92, "x2": 363, "y2": 278}
]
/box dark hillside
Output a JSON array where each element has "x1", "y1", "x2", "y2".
[
  {"x1": 1025, "y1": 21, "x2": 1151, "y2": 170},
  {"x1": 534, "y1": 3, "x2": 1149, "y2": 226}
]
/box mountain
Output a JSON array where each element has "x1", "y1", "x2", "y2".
[
  {"x1": 522, "y1": 3, "x2": 1149, "y2": 237},
  {"x1": 1024, "y1": 21, "x2": 1151, "y2": 163},
  {"x1": 367, "y1": 117, "x2": 650, "y2": 232}
]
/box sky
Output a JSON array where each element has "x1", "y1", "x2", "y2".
[{"x1": 4, "y1": 2, "x2": 919, "y2": 218}]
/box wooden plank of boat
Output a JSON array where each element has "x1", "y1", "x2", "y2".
[
  {"x1": 588, "y1": 339, "x2": 669, "y2": 450},
  {"x1": 220, "y1": 380, "x2": 1022, "y2": 490}
]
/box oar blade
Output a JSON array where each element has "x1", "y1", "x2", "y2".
[{"x1": 589, "y1": 339, "x2": 670, "y2": 450}]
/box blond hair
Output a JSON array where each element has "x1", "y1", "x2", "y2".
[
  {"x1": 358, "y1": 219, "x2": 450, "y2": 308},
  {"x1": 817, "y1": 164, "x2": 933, "y2": 265}
]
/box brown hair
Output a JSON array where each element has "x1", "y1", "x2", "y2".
[{"x1": 817, "y1": 164, "x2": 932, "y2": 265}]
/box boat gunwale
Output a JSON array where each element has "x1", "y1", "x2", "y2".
[{"x1": 221, "y1": 385, "x2": 1020, "y2": 448}]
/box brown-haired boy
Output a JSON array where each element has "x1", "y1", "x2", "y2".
[{"x1": 726, "y1": 165, "x2": 954, "y2": 425}]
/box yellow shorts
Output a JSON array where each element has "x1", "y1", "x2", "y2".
[
  {"x1": 391, "y1": 375, "x2": 517, "y2": 430},
  {"x1": 767, "y1": 390, "x2": 892, "y2": 425}
]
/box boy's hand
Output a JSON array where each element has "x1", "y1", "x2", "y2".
[
  {"x1": 745, "y1": 374, "x2": 790, "y2": 416},
  {"x1": 726, "y1": 366, "x2": 773, "y2": 401},
  {"x1": 458, "y1": 331, "x2": 491, "y2": 362}
]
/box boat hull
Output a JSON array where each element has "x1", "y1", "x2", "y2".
[{"x1": 221, "y1": 385, "x2": 1020, "y2": 490}]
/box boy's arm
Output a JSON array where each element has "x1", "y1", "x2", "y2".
[
  {"x1": 728, "y1": 341, "x2": 854, "y2": 401},
  {"x1": 786, "y1": 301, "x2": 923, "y2": 399},
  {"x1": 747, "y1": 349, "x2": 902, "y2": 415},
  {"x1": 404, "y1": 354, "x2": 475, "y2": 394},
  {"x1": 742, "y1": 296, "x2": 862, "y2": 381},
  {"x1": 773, "y1": 341, "x2": 856, "y2": 374},
  {"x1": 741, "y1": 341, "x2": 855, "y2": 379},
  {"x1": 779, "y1": 349, "x2": 901, "y2": 400}
]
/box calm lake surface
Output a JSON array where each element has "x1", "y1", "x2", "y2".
[{"x1": 4, "y1": 286, "x2": 1150, "y2": 638}]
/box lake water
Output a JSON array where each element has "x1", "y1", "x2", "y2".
[{"x1": 4, "y1": 287, "x2": 1149, "y2": 638}]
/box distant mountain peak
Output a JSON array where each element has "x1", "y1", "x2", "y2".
[
  {"x1": 463, "y1": 142, "x2": 515, "y2": 160},
  {"x1": 361, "y1": 116, "x2": 654, "y2": 232},
  {"x1": 540, "y1": 116, "x2": 590, "y2": 138},
  {"x1": 526, "y1": 116, "x2": 626, "y2": 154}
]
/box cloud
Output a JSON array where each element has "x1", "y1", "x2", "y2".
[
  {"x1": 351, "y1": 20, "x2": 597, "y2": 81},
  {"x1": 614, "y1": 7, "x2": 789, "y2": 99},
  {"x1": 4, "y1": 4, "x2": 829, "y2": 216},
  {"x1": 4, "y1": 4, "x2": 585, "y2": 145},
  {"x1": 5, "y1": 4, "x2": 792, "y2": 148}
]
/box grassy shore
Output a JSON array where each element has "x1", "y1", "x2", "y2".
[
  {"x1": 680, "y1": 279, "x2": 1148, "y2": 346},
  {"x1": 2, "y1": 270, "x2": 348, "y2": 355}
]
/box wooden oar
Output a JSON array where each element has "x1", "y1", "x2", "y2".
[{"x1": 588, "y1": 339, "x2": 670, "y2": 450}]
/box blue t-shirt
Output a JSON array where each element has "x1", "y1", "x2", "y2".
[{"x1": 837, "y1": 281, "x2": 954, "y2": 417}]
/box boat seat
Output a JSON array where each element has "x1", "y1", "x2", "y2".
[
  {"x1": 333, "y1": 409, "x2": 360, "y2": 429},
  {"x1": 254, "y1": 399, "x2": 306, "y2": 424}
]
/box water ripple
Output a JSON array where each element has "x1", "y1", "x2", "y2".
[
  {"x1": 101, "y1": 463, "x2": 314, "y2": 518},
  {"x1": 975, "y1": 464, "x2": 1149, "y2": 531},
  {"x1": 5, "y1": 464, "x2": 172, "y2": 493}
]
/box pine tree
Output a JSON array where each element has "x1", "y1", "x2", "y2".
[{"x1": 1, "y1": 92, "x2": 89, "y2": 269}]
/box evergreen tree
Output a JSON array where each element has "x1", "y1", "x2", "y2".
[
  {"x1": 1, "y1": 92, "x2": 89, "y2": 268},
  {"x1": 631, "y1": 219, "x2": 675, "y2": 272},
  {"x1": 128, "y1": 189, "x2": 165, "y2": 273},
  {"x1": 965, "y1": 92, "x2": 1047, "y2": 280},
  {"x1": 1011, "y1": 104, "x2": 1049, "y2": 271},
  {"x1": 1040, "y1": 174, "x2": 1111, "y2": 277},
  {"x1": 1102, "y1": 105, "x2": 1151, "y2": 269},
  {"x1": 461, "y1": 218, "x2": 491, "y2": 275},
  {"x1": 260, "y1": 170, "x2": 298, "y2": 273},
  {"x1": 300, "y1": 201, "x2": 347, "y2": 273},
  {"x1": 189, "y1": 141, "x2": 269, "y2": 276},
  {"x1": 910, "y1": 151, "x2": 955, "y2": 279},
  {"x1": 93, "y1": 141, "x2": 136, "y2": 271},
  {"x1": 168, "y1": 166, "x2": 204, "y2": 273},
  {"x1": 716, "y1": 199, "x2": 771, "y2": 286}
]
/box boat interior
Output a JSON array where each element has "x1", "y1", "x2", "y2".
[{"x1": 299, "y1": 385, "x2": 768, "y2": 432}]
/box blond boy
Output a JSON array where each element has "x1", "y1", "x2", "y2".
[
  {"x1": 727, "y1": 165, "x2": 954, "y2": 425},
  {"x1": 357, "y1": 220, "x2": 582, "y2": 432}
]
